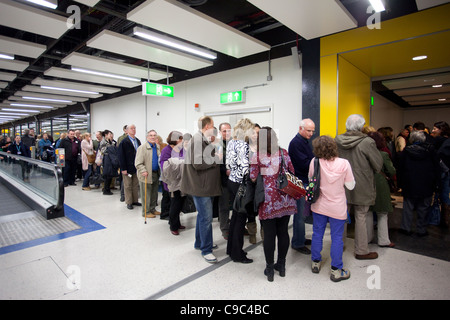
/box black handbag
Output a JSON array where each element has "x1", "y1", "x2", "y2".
[
  {"x1": 233, "y1": 174, "x2": 254, "y2": 214},
  {"x1": 306, "y1": 157, "x2": 320, "y2": 203}
]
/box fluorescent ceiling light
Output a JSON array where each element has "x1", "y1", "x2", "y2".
[
  {"x1": 23, "y1": 96, "x2": 72, "y2": 103},
  {"x1": 368, "y1": 0, "x2": 385, "y2": 12},
  {"x1": 71, "y1": 67, "x2": 141, "y2": 82},
  {"x1": 2, "y1": 108, "x2": 39, "y2": 113},
  {"x1": 432, "y1": 84, "x2": 443, "y2": 88},
  {"x1": 438, "y1": 98, "x2": 446, "y2": 101},
  {"x1": 133, "y1": 27, "x2": 217, "y2": 60},
  {"x1": 412, "y1": 55, "x2": 428, "y2": 61},
  {"x1": 26, "y1": 0, "x2": 58, "y2": 9},
  {"x1": 41, "y1": 85, "x2": 99, "y2": 95},
  {"x1": 10, "y1": 103, "x2": 53, "y2": 109},
  {"x1": 0, "y1": 115, "x2": 21, "y2": 119},
  {"x1": 0, "y1": 53, "x2": 14, "y2": 60},
  {"x1": 0, "y1": 112, "x2": 31, "y2": 116}
]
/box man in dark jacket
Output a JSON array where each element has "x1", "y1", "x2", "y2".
[
  {"x1": 8, "y1": 135, "x2": 31, "y2": 181},
  {"x1": 398, "y1": 131, "x2": 440, "y2": 236},
  {"x1": 288, "y1": 118, "x2": 315, "y2": 255},
  {"x1": 118, "y1": 124, "x2": 141, "y2": 210},
  {"x1": 60, "y1": 129, "x2": 80, "y2": 187}
]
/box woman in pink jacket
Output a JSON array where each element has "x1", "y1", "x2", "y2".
[{"x1": 309, "y1": 135, "x2": 355, "y2": 282}]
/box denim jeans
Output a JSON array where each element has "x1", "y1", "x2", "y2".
[
  {"x1": 291, "y1": 196, "x2": 307, "y2": 248},
  {"x1": 82, "y1": 164, "x2": 92, "y2": 188},
  {"x1": 311, "y1": 211, "x2": 346, "y2": 269},
  {"x1": 192, "y1": 196, "x2": 214, "y2": 256}
]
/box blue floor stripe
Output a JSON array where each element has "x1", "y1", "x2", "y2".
[{"x1": 0, "y1": 204, "x2": 105, "y2": 255}]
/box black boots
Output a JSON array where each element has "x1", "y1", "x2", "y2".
[
  {"x1": 264, "y1": 260, "x2": 286, "y2": 282},
  {"x1": 264, "y1": 264, "x2": 274, "y2": 282},
  {"x1": 274, "y1": 259, "x2": 286, "y2": 277}
]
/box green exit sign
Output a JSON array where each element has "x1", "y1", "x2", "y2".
[
  {"x1": 142, "y1": 82, "x2": 174, "y2": 97},
  {"x1": 220, "y1": 90, "x2": 245, "y2": 104}
]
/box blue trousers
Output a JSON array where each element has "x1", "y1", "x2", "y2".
[
  {"x1": 311, "y1": 212, "x2": 346, "y2": 269},
  {"x1": 192, "y1": 196, "x2": 214, "y2": 256}
]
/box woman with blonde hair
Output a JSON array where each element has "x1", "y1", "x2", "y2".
[
  {"x1": 226, "y1": 118, "x2": 255, "y2": 263},
  {"x1": 81, "y1": 132, "x2": 95, "y2": 191}
]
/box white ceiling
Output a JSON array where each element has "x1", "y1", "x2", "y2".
[
  {"x1": 247, "y1": 0, "x2": 358, "y2": 40},
  {"x1": 0, "y1": 0, "x2": 68, "y2": 39},
  {"x1": 0, "y1": 0, "x2": 448, "y2": 124},
  {"x1": 86, "y1": 30, "x2": 214, "y2": 72},
  {"x1": 127, "y1": 0, "x2": 271, "y2": 58}
]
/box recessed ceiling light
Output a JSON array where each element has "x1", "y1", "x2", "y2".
[
  {"x1": 2, "y1": 108, "x2": 39, "y2": 113},
  {"x1": 133, "y1": 27, "x2": 217, "y2": 60},
  {"x1": 41, "y1": 85, "x2": 99, "y2": 95},
  {"x1": 10, "y1": 103, "x2": 53, "y2": 109},
  {"x1": 368, "y1": 0, "x2": 386, "y2": 12},
  {"x1": 412, "y1": 55, "x2": 427, "y2": 61},
  {"x1": 71, "y1": 67, "x2": 141, "y2": 82},
  {"x1": 26, "y1": 0, "x2": 58, "y2": 10},
  {"x1": 23, "y1": 96, "x2": 72, "y2": 103},
  {"x1": 0, "y1": 53, "x2": 14, "y2": 60}
]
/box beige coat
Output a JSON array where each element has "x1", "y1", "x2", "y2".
[{"x1": 134, "y1": 142, "x2": 161, "y2": 184}]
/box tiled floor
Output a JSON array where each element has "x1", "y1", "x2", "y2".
[{"x1": 0, "y1": 184, "x2": 449, "y2": 300}]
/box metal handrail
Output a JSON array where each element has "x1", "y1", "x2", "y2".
[{"x1": 0, "y1": 150, "x2": 64, "y2": 218}]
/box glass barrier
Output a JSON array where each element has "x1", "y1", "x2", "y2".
[{"x1": 0, "y1": 151, "x2": 64, "y2": 219}]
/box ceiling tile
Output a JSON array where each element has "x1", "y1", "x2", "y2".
[
  {"x1": 62, "y1": 52, "x2": 171, "y2": 81},
  {"x1": 0, "y1": 35, "x2": 46, "y2": 59},
  {"x1": 87, "y1": 30, "x2": 213, "y2": 71},
  {"x1": 127, "y1": 0, "x2": 270, "y2": 58},
  {"x1": 0, "y1": 59, "x2": 29, "y2": 72},
  {"x1": 21, "y1": 85, "x2": 103, "y2": 99},
  {"x1": 44, "y1": 67, "x2": 140, "y2": 88},
  {"x1": 31, "y1": 78, "x2": 121, "y2": 95},
  {"x1": 247, "y1": 0, "x2": 357, "y2": 40},
  {"x1": 0, "y1": 0, "x2": 68, "y2": 39}
]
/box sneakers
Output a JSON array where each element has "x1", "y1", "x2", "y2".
[
  {"x1": 203, "y1": 253, "x2": 218, "y2": 264},
  {"x1": 330, "y1": 268, "x2": 351, "y2": 282},
  {"x1": 311, "y1": 260, "x2": 321, "y2": 274},
  {"x1": 311, "y1": 261, "x2": 350, "y2": 282}
]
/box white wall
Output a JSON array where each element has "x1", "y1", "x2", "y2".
[
  {"x1": 371, "y1": 91, "x2": 450, "y2": 135},
  {"x1": 91, "y1": 55, "x2": 302, "y2": 149},
  {"x1": 371, "y1": 91, "x2": 403, "y2": 134}
]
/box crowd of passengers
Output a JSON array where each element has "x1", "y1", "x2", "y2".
[{"x1": 1, "y1": 116, "x2": 449, "y2": 283}]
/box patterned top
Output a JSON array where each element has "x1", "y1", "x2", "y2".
[
  {"x1": 250, "y1": 148, "x2": 297, "y2": 220},
  {"x1": 226, "y1": 139, "x2": 250, "y2": 183}
]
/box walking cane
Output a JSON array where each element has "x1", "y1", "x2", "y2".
[{"x1": 144, "y1": 174, "x2": 147, "y2": 224}]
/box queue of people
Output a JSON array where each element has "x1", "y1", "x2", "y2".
[{"x1": 4, "y1": 115, "x2": 448, "y2": 283}]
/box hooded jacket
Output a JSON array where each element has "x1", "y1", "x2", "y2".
[
  {"x1": 309, "y1": 157, "x2": 355, "y2": 220},
  {"x1": 398, "y1": 142, "x2": 439, "y2": 198},
  {"x1": 335, "y1": 131, "x2": 383, "y2": 206}
]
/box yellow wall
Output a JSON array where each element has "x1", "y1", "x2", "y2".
[
  {"x1": 319, "y1": 54, "x2": 338, "y2": 137},
  {"x1": 337, "y1": 56, "x2": 371, "y2": 135},
  {"x1": 318, "y1": 3, "x2": 450, "y2": 137}
]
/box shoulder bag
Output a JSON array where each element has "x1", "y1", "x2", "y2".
[
  {"x1": 277, "y1": 149, "x2": 306, "y2": 200},
  {"x1": 306, "y1": 157, "x2": 321, "y2": 203}
]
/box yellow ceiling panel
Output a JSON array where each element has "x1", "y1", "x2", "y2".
[{"x1": 339, "y1": 30, "x2": 450, "y2": 77}]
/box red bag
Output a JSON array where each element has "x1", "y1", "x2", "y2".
[{"x1": 277, "y1": 149, "x2": 306, "y2": 200}]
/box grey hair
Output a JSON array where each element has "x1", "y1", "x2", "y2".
[
  {"x1": 345, "y1": 114, "x2": 366, "y2": 131},
  {"x1": 409, "y1": 130, "x2": 425, "y2": 144}
]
